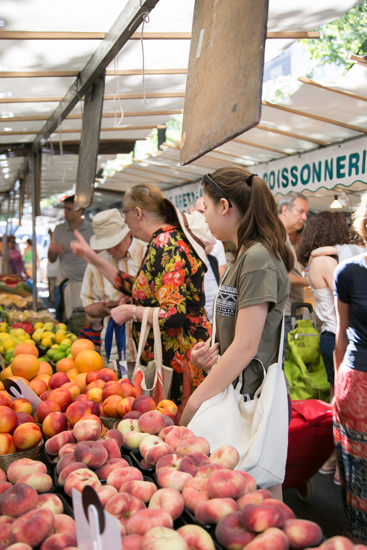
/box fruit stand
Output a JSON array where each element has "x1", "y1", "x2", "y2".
[{"x1": 0, "y1": 314, "x2": 360, "y2": 549}]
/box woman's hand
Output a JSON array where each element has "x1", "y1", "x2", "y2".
[
  {"x1": 118, "y1": 295, "x2": 130, "y2": 305},
  {"x1": 110, "y1": 304, "x2": 133, "y2": 326},
  {"x1": 191, "y1": 339, "x2": 219, "y2": 371}
]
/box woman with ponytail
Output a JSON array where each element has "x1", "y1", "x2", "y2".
[
  {"x1": 71, "y1": 183, "x2": 211, "y2": 413},
  {"x1": 180, "y1": 167, "x2": 293, "y2": 497}
]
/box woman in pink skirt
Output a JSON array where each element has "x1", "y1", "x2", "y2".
[{"x1": 334, "y1": 191, "x2": 367, "y2": 543}]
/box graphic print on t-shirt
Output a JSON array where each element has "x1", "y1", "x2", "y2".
[{"x1": 217, "y1": 284, "x2": 238, "y2": 316}]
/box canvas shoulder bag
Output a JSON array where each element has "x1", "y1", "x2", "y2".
[
  {"x1": 188, "y1": 279, "x2": 289, "y2": 488},
  {"x1": 132, "y1": 307, "x2": 173, "y2": 403}
]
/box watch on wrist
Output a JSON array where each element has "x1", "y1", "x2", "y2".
[{"x1": 132, "y1": 305, "x2": 137, "y2": 321}]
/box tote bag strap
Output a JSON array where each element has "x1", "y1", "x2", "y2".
[
  {"x1": 252, "y1": 315, "x2": 285, "y2": 399},
  {"x1": 134, "y1": 306, "x2": 151, "y2": 369},
  {"x1": 151, "y1": 308, "x2": 164, "y2": 367}
]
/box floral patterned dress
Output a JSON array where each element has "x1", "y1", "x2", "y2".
[{"x1": 114, "y1": 224, "x2": 211, "y2": 403}]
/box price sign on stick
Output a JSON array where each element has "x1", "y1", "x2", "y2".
[
  {"x1": 3, "y1": 378, "x2": 41, "y2": 411},
  {"x1": 73, "y1": 486, "x2": 122, "y2": 550}
]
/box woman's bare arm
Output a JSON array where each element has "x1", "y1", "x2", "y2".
[{"x1": 180, "y1": 303, "x2": 268, "y2": 426}]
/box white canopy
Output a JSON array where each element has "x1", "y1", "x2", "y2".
[{"x1": 0, "y1": 0, "x2": 364, "y2": 213}]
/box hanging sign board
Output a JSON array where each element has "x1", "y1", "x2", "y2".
[
  {"x1": 180, "y1": 0, "x2": 269, "y2": 165},
  {"x1": 255, "y1": 137, "x2": 367, "y2": 196},
  {"x1": 165, "y1": 180, "x2": 202, "y2": 211}
]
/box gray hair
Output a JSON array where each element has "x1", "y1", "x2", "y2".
[{"x1": 278, "y1": 192, "x2": 308, "y2": 214}]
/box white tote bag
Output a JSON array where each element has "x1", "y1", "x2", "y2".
[
  {"x1": 188, "y1": 307, "x2": 289, "y2": 488},
  {"x1": 132, "y1": 308, "x2": 173, "y2": 402}
]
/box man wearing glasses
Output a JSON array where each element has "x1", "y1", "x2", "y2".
[{"x1": 278, "y1": 192, "x2": 310, "y2": 352}]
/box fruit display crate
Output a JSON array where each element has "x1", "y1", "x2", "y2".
[{"x1": 0, "y1": 440, "x2": 44, "y2": 474}]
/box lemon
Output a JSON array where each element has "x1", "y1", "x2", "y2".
[
  {"x1": 3, "y1": 338, "x2": 15, "y2": 351},
  {"x1": 51, "y1": 344, "x2": 59, "y2": 349},
  {"x1": 41, "y1": 336, "x2": 53, "y2": 348},
  {"x1": 0, "y1": 322, "x2": 7, "y2": 333},
  {"x1": 57, "y1": 323, "x2": 67, "y2": 331},
  {"x1": 32, "y1": 329, "x2": 44, "y2": 343},
  {"x1": 55, "y1": 331, "x2": 66, "y2": 344},
  {"x1": 34, "y1": 322, "x2": 43, "y2": 330}
]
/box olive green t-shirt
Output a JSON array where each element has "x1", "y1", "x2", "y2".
[{"x1": 215, "y1": 242, "x2": 289, "y2": 397}]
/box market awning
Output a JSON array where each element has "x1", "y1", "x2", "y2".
[{"x1": 0, "y1": 0, "x2": 364, "y2": 210}]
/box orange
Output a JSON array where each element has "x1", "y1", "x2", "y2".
[
  {"x1": 75, "y1": 350, "x2": 104, "y2": 373},
  {"x1": 70, "y1": 338, "x2": 95, "y2": 359},
  {"x1": 38, "y1": 361, "x2": 53, "y2": 376},
  {"x1": 11, "y1": 354, "x2": 40, "y2": 380},
  {"x1": 13, "y1": 341, "x2": 39, "y2": 358},
  {"x1": 56, "y1": 357, "x2": 76, "y2": 373},
  {"x1": 0, "y1": 381, "x2": 3, "y2": 391}
]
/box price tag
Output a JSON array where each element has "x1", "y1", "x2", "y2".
[
  {"x1": 73, "y1": 486, "x2": 121, "y2": 550},
  {"x1": 3, "y1": 378, "x2": 41, "y2": 412}
]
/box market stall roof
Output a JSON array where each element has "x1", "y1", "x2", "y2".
[{"x1": 0, "y1": 0, "x2": 364, "y2": 212}]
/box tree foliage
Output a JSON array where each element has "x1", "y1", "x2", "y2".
[{"x1": 300, "y1": 1, "x2": 367, "y2": 71}]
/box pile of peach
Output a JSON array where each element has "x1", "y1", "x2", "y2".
[
  {"x1": 0, "y1": 390, "x2": 43, "y2": 455},
  {"x1": 43, "y1": 412, "x2": 216, "y2": 549},
  {"x1": 0, "y1": 457, "x2": 77, "y2": 549},
  {"x1": 34, "y1": 369, "x2": 178, "y2": 443}
]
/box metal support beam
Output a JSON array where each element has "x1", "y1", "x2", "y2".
[
  {"x1": 75, "y1": 75, "x2": 105, "y2": 209},
  {"x1": 30, "y1": 153, "x2": 40, "y2": 310},
  {"x1": 32, "y1": 0, "x2": 160, "y2": 152}
]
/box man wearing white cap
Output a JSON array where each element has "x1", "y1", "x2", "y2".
[{"x1": 80, "y1": 208, "x2": 145, "y2": 362}]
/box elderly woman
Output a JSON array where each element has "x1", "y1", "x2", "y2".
[{"x1": 71, "y1": 184, "x2": 211, "y2": 415}]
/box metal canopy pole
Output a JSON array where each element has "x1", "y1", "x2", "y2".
[{"x1": 30, "y1": 152, "x2": 40, "y2": 311}]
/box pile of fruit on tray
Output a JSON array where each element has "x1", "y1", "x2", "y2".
[
  {"x1": 0, "y1": 320, "x2": 78, "y2": 366},
  {"x1": 0, "y1": 336, "x2": 364, "y2": 549}
]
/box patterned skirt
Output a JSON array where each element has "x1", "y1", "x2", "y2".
[{"x1": 334, "y1": 364, "x2": 367, "y2": 543}]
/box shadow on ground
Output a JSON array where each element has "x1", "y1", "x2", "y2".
[{"x1": 284, "y1": 471, "x2": 345, "y2": 538}]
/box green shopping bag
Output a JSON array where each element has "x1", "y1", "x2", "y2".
[{"x1": 284, "y1": 319, "x2": 330, "y2": 402}]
